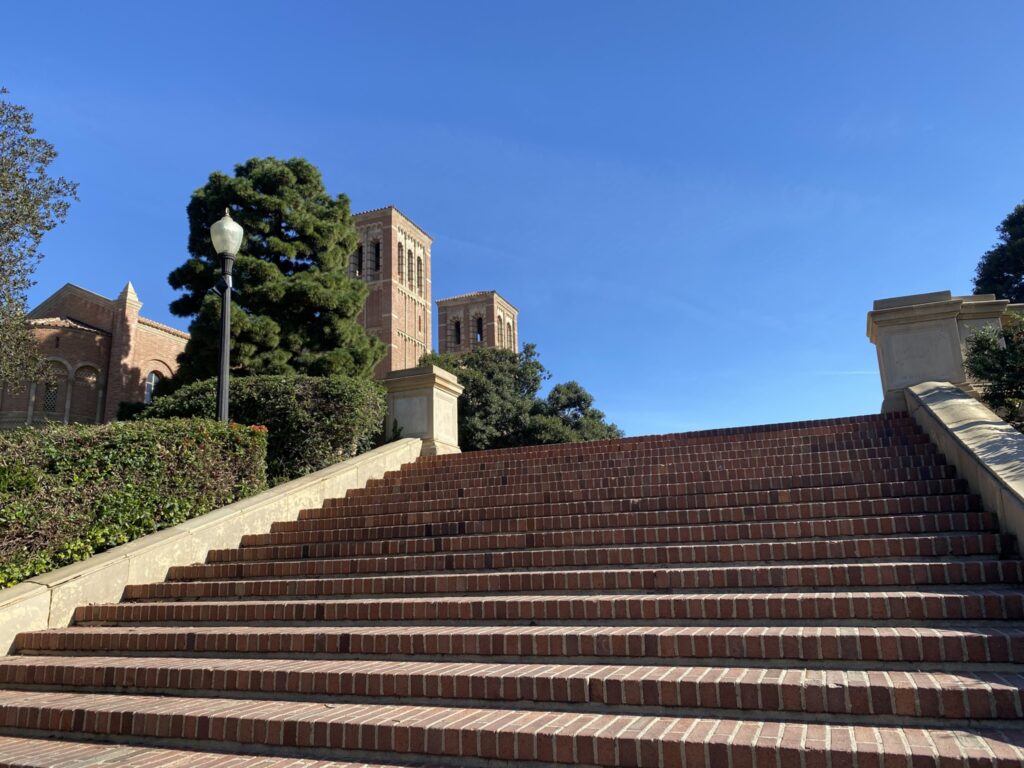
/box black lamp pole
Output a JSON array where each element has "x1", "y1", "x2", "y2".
[
  {"x1": 210, "y1": 208, "x2": 243, "y2": 424},
  {"x1": 216, "y1": 252, "x2": 234, "y2": 423}
]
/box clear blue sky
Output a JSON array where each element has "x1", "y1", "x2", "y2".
[{"x1": 5, "y1": 2, "x2": 1023, "y2": 436}]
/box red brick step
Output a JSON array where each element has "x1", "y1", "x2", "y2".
[
  {"x1": 72, "y1": 589, "x2": 1024, "y2": 627},
  {"x1": 0, "y1": 689, "x2": 1019, "y2": 766},
  {"x1": 251, "y1": 495, "x2": 981, "y2": 547},
  {"x1": 169, "y1": 533, "x2": 1006, "y2": 582},
  {"x1": 18, "y1": 624, "x2": 1024, "y2": 665},
  {"x1": 211, "y1": 511, "x2": 996, "y2": 564},
  {"x1": 1, "y1": 655, "x2": 1021, "y2": 723},
  {"x1": 120, "y1": 560, "x2": 1024, "y2": 601},
  {"x1": 0, "y1": 735, "x2": 397, "y2": 768}
]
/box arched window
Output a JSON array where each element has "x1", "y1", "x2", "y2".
[
  {"x1": 374, "y1": 241, "x2": 382, "y2": 272},
  {"x1": 407, "y1": 251, "x2": 414, "y2": 287},
  {"x1": 397, "y1": 244, "x2": 404, "y2": 278},
  {"x1": 507, "y1": 321, "x2": 514, "y2": 349},
  {"x1": 35, "y1": 361, "x2": 69, "y2": 423},
  {"x1": 453, "y1": 320, "x2": 461, "y2": 346},
  {"x1": 71, "y1": 366, "x2": 100, "y2": 424},
  {"x1": 145, "y1": 371, "x2": 163, "y2": 404},
  {"x1": 475, "y1": 316, "x2": 484, "y2": 343},
  {"x1": 416, "y1": 257, "x2": 423, "y2": 295},
  {"x1": 497, "y1": 319, "x2": 504, "y2": 347},
  {"x1": 354, "y1": 244, "x2": 363, "y2": 277}
]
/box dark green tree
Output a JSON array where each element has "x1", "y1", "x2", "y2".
[
  {"x1": 422, "y1": 344, "x2": 622, "y2": 450},
  {"x1": 0, "y1": 87, "x2": 78, "y2": 387},
  {"x1": 974, "y1": 202, "x2": 1024, "y2": 303},
  {"x1": 964, "y1": 314, "x2": 1024, "y2": 431},
  {"x1": 168, "y1": 157, "x2": 384, "y2": 383},
  {"x1": 526, "y1": 380, "x2": 624, "y2": 444}
]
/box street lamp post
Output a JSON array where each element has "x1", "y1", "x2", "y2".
[{"x1": 209, "y1": 208, "x2": 243, "y2": 422}]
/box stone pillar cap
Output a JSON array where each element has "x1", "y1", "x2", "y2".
[
  {"x1": 866, "y1": 292, "x2": 964, "y2": 343},
  {"x1": 383, "y1": 364, "x2": 464, "y2": 397}
]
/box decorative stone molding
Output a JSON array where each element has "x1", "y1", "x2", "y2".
[
  {"x1": 867, "y1": 291, "x2": 1010, "y2": 412},
  {"x1": 383, "y1": 365, "x2": 464, "y2": 456},
  {"x1": 0, "y1": 438, "x2": 424, "y2": 654}
]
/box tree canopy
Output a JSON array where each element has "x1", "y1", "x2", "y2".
[
  {"x1": 973, "y1": 202, "x2": 1024, "y2": 303},
  {"x1": 168, "y1": 156, "x2": 384, "y2": 383},
  {"x1": 964, "y1": 314, "x2": 1024, "y2": 432},
  {"x1": 0, "y1": 87, "x2": 78, "y2": 386},
  {"x1": 422, "y1": 344, "x2": 622, "y2": 451}
]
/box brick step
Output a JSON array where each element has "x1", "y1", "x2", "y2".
[
  {"x1": 0, "y1": 735, "x2": 397, "y2": 768},
  {"x1": 341, "y1": 465, "x2": 959, "y2": 510},
  {"x1": 3, "y1": 655, "x2": 1022, "y2": 723},
  {"x1": 169, "y1": 534, "x2": 1008, "y2": 582},
  {"x1": 2, "y1": 689, "x2": 1019, "y2": 767},
  {"x1": 19, "y1": 625, "x2": 1024, "y2": 666},
  {"x1": 405, "y1": 419, "x2": 923, "y2": 466},
  {"x1": 365, "y1": 445, "x2": 943, "y2": 490},
  {"x1": 304, "y1": 479, "x2": 968, "y2": 521},
  {"x1": 122, "y1": 560, "x2": 1024, "y2": 601},
  {"x1": 396, "y1": 435, "x2": 934, "y2": 477},
  {"x1": 363, "y1": 444, "x2": 942, "y2": 491},
  {"x1": 253, "y1": 495, "x2": 979, "y2": 546},
  {"x1": 283, "y1": 489, "x2": 975, "y2": 537},
  {"x1": 73, "y1": 590, "x2": 1024, "y2": 627},
  {"x1": 215, "y1": 512, "x2": 996, "y2": 564},
  {"x1": 354, "y1": 456, "x2": 950, "y2": 505}
]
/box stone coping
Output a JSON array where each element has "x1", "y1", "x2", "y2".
[
  {"x1": 0, "y1": 438, "x2": 424, "y2": 654},
  {"x1": 904, "y1": 382, "x2": 1024, "y2": 544}
]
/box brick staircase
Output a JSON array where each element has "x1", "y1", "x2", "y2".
[{"x1": 2, "y1": 412, "x2": 1023, "y2": 766}]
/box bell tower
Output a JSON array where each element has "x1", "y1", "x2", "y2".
[{"x1": 352, "y1": 206, "x2": 432, "y2": 378}]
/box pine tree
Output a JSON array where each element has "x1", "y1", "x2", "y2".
[
  {"x1": 168, "y1": 157, "x2": 384, "y2": 383},
  {"x1": 974, "y1": 202, "x2": 1024, "y2": 303}
]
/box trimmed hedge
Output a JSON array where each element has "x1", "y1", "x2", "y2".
[
  {"x1": 139, "y1": 375, "x2": 386, "y2": 483},
  {"x1": 0, "y1": 419, "x2": 267, "y2": 588}
]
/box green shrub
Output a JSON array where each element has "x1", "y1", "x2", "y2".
[
  {"x1": 139, "y1": 374, "x2": 386, "y2": 483},
  {"x1": 0, "y1": 419, "x2": 267, "y2": 588},
  {"x1": 965, "y1": 314, "x2": 1024, "y2": 431}
]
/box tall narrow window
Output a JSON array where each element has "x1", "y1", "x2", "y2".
[
  {"x1": 374, "y1": 241, "x2": 382, "y2": 272},
  {"x1": 475, "y1": 317, "x2": 484, "y2": 343},
  {"x1": 507, "y1": 321, "x2": 514, "y2": 349},
  {"x1": 407, "y1": 252, "x2": 414, "y2": 287},
  {"x1": 416, "y1": 258, "x2": 423, "y2": 295},
  {"x1": 497, "y1": 320, "x2": 504, "y2": 347},
  {"x1": 43, "y1": 382, "x2": 59, "y2": 412},
  {"x1": 145, "y1": 371, "x2": 163, "y2": 404},
  {"x1": 454, "y1": 320, "x2": 461, "y2": 346},
  {"x1": 354, "y1": 244, "x2": 363, "y2": 277},
  {"x1": 398, "y1": 244, "x2": 404, "y2": 278}
]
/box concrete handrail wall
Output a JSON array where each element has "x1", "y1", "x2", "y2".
[
  {"x1": 0, "y1": 437, "x2": 424, "y2": 654},
  {"x1": 904, "y1": 382, "x2": 1024, "y2": 544}
]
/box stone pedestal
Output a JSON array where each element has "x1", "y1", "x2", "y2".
[
  {"x1": 867, "y1": 291, "x2": 1009, "y2": 412},
  {"x1": 383, "y1": 365, "x2": 464, "y2": 455}
]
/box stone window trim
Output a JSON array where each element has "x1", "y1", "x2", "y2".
[{"x1": 397, "y1": 243, "x2": 404, "y2": 278}]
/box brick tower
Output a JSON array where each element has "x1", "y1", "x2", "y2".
[
  {"x1": 351, "y1": 206, "x2": 431, "y2": 377},
  {"x1": 436, "y1": 290, "x2": 518, "y2": 355}
]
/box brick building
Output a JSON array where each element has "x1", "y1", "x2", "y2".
[
  {"x1": 436, "y1": 290, "x2": 519, "y2": 355},
  {"x1": 351, "y1": 206, "x2": 432, "y2": 377},
  {"x1": 0, "y1": 282, "x2": 188, "y2": 428}
]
